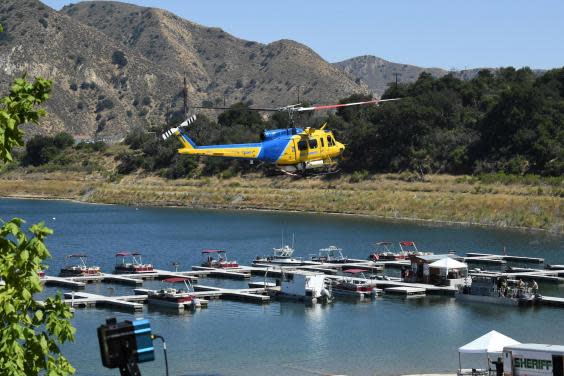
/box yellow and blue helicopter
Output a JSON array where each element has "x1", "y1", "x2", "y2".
[{"x1": 161, "y1": 98, "x2": 398, "y2": 175}]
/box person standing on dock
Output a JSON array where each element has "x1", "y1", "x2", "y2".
[
  {"x1": 518, "y1": 279, "x2": 525, "y2": 290},
  {"x1": 532, "y1": 280, "x2": 539, "y2": 294}
]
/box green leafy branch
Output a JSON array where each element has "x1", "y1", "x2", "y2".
[{"x1": 0, "y1": 219, "x2": 75, "y2": 375}]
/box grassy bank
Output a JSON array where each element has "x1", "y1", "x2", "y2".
[{"x1": 0, "y1": 172, "x2": 561, "y2": 232}]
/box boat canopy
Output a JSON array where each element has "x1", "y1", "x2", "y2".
[
  {"x1": 458, "y1": 330, "x2": 520, "y2": 354},
  {"x1": 131, "y1": 252, "x2": 142, "y2": 256},
  {"x1": 400, "y1": 241, "x2": 415, "y2": 246},
  {"x1": 375, "y1": 241, "x2": 393, "y2": 245},
  {"x1": 202, "y1": 250, "x2": 225, "y2": 254},
  {"x1": 429, "y1": 257, "x2": 468, "y2": 270},
  {"x1": 162, "y1": 277, "x2": 190, "y2": 283},
  {"x1": 67, "y1": 254, "x2": 88, "y2": 258},
  {"x1": 343, "y1": 268, "x2": 367, "y2": 274},
  {"x1": 115, "y1": 252, "x2": 131, "y2": 257}
]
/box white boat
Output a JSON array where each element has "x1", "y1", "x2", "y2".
[
  {"x1": 59, "y1": 254, "x2": 101, "y2": 277},
  {"x1": 369, "y1": 241, "x2": 433, "y2": 261},
  {"x1": 332, "y1": 269, "x2": 381, "y2": 298},
  {"x1": 114, "y1": 252, "x2": 154, "y2": 274},
  {"x1": 254, "y1": 245, "x2": 304, "y2": 266},
  {"x1": 147, "y1": 277, "x2": 207, "y2": 311},
  {"x1": 455, "y1": 275, "x2": 537, "y2": 306},
  {"x1": 311, "y1": 245, "x2": 350, "y2": 264},
  {"x1": 200, "y1": 249, "x2": 239, "y2": 268}
]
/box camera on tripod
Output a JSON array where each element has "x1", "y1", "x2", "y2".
[{"x1": 97, "y1": 317, "x2": 155, "y2": 376}]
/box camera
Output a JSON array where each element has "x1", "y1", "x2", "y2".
[{"x1": 97, "y1": 318, "x2": 155, "y2": 375}]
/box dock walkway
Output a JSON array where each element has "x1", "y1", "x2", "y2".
[{"x1": 63, "y1": 291, "x2": 144, "y2": 312}]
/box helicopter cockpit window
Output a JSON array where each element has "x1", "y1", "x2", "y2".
[
  {"x1": 308, "y1": 139, "x2": 318, "y2": 149},
  {"x1": 327, "y1": 136, "x2": 335, "y2": 146},
  {"x1": 320, "y1": 138, "x2": 325, "y2": 147},
  {"x1": 297, "y1": 140, "x2": 308, "y2": 151}
]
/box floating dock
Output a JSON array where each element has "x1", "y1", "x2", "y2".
[
  {"x1": 38, "y1": 253, "x2": 564, "y2": 312},
  {"x1": 466, "y1": 252, "x2": 544, "y2": 264},
  {"x1": 63, "y1": 291, "x2": 145, "y2": 312},
  {"x1": 191, "y1": 266, "x2": 251, "y2": 279},
  {"x1": 540, "y1": 296, "x2": 564, "y2": 308},
  {"x1": 384, "y1": 286, "x2": 426, "y2": 298}
]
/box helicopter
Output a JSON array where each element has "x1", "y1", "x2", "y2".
[{"x1": 161, "y1": 98, "x2": 399, "y2": 176}]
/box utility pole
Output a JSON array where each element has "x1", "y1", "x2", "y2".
[
  {"x1": 393, "y1": 72, "x2": 401, "y2": 88},
  {"x1": 183, "y1": 74, "x2": 188, "y2": 118}
]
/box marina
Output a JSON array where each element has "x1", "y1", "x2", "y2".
[
  {"x1": 5, "y1": 198, "x2": 562, "y2": 376},
  {"x1": 39, "y1": 256, "x2": 564, "y2": 309}
]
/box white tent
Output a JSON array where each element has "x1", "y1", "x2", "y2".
[
  {"x1": 458, "y1": 331, "x2": 521, "y2": 374},
  {"x1": 429, "y1": 257, "x2": 468, "y2": 270},
  {"x1": 459, "y1": 330, "x2": 520, "y2": 354}
]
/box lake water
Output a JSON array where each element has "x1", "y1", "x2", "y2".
[{"x1": 1, "y1": 198, "x2": 563, "y2": 376}]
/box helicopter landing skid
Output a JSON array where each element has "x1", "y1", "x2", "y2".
[{"x1": 277, "y1": 166, "x2": 340, "y2": 178}]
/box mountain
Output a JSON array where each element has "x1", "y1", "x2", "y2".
[
  {"x1": 0, "y1": 0, "x2": 368, "y2": 139},
  {"x1": 334, "y1": 55, "x2": 485, "y2": 95},
  {"x1": 0, "y1": 0, "x2": 191, "y2": 139}
]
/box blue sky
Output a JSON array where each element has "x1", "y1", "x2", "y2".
[{"x1": 43, "y1": 0, "x2": 564, "y2": 70}]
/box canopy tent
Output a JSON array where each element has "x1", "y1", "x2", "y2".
[
  {"x1": 429, "y1": 257, "x2": 468, "y2": 270},
  {"x1": 458, "y1": 331, "x2": 521, "y2": 375},
  {"x1": 459, "y1": 330, "x2": 520, "y2": 354}
]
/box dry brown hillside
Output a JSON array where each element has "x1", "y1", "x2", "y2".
[
  {"x1": 0, "y1": 0, "x2": 193, "y2": 139},
  {"x1": 62, "y1": 1, "x2": 369, "y2": 109},
  {"x1": 0, "y1": 0, "x2": 369, "y2": 139}
]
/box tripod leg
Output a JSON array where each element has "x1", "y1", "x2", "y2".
[{"x1": 118, "y1": 358, "x2": 142, "y2": 376}]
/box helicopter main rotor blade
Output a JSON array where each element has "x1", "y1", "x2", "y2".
[
  {"x1": 192, "y1": 105, "x2": 280, "y2": 112},
  {"x1": 191, "y1": 98, "x2": 400, "y2": 113},
  {"x1": 293, "y1": 98, "x2": 401, "y2": 112}
]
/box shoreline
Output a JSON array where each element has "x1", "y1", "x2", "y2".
[
  {"x1": 0, "y1": 192, "x2": 554, "y2": 234},
  {"x1": 0, "y1": 172, "x2": 561, "y2": 233}
]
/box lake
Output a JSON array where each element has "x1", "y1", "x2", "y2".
[{"x1": 1, "y1": 198, "x2": 563, "y2": 376}]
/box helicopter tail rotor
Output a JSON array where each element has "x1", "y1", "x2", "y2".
[{"x1": 161, "y1": 114, "x2": 197, "y2": 140}]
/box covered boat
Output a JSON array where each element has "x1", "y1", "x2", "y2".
[
  {"x1": 114, "y1": 252, "x2": 154, "y2": 274},
  {"x1": 332, "y1": 268, "x2": 381, "y2": 298},
  {"x1": 147, "y1": 277, "x2": 206, "y2": 311},
  {"x1": 201, "y1": 250, "x2": 239, "y2": 268},
  {"x1": 59, "y1": 254, "x2": 101, "y2": 277},
  {"x1": 369, "y1": 241, "x2": 413, "y2": 261},
  {"x1": 254, "y1": 245, "x2": 303, "y2": 266},
  {"x1": 311, "y1": 245, "x2": 349, "y2": 263}
]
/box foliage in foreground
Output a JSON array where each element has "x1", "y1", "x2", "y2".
[
  {"x1": 0, "y1": 219, "x2": 75, "y2": 376},
  {"x1": 0, "y1": 50, "x2": 76, "y2": 375},
  {"x1": 0, "y1": 76, "x2": 51, "y2": 163}
]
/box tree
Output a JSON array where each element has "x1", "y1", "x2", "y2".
[
  {"x1": 0, "y1": 76, "x2": 51, "y2": 163},
  {"x1": 111, "y1": 50, "x2": 128, "y2": 68},
  {"x1": 0, "y1": 219, "x2": 75, "y2": 375},
  {"x1": 0, "y1": 22, "x2": 76, "y2": 374}
]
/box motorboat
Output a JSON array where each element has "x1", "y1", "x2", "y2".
[
  {"x1": 201, "y1": 250, "x2": 239, "y2": 268},
  {"x1": 456, "y1": 275, "x2": 537, "y2": 306},
  {"x1": 254, "y1": 245, "x2": 303, "y2": 266},
  {"x1": 369, "y1": 241, "x2": 408, "y2": 261},
  {"x1": 369, "y1": 241, "x2": 431, "y2": 261},
  {"x1": 311, "y1": 245, "x2": 349, "y2": 263},
  {"x1": 114, "y1": 252, "x2": 154, "y2": 274},
  {"x1": 332, "y1": 268, "x2": 381, "y2": 298},
  {"x1": 147, "y1": 277, "x2": 207, "y2": 311},
  {"x1": 59, "y1": 254, "x2": 101, "y2": 277}
]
